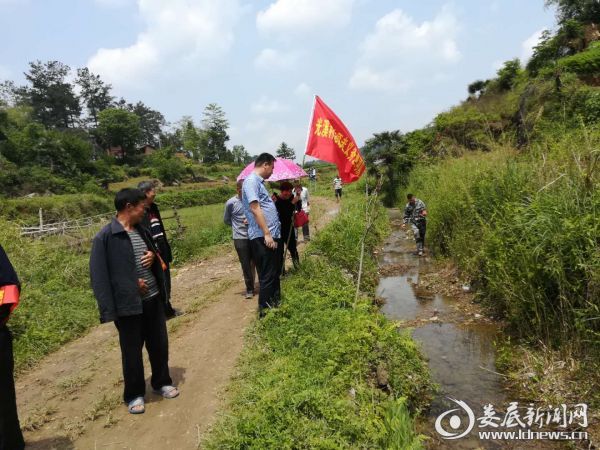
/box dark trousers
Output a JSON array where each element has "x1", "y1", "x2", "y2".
[
  {"x1": 250, "y1": 237, "x2": 281, "y2": 311},
  {"x1": 233, "y1": 239, "x2": 256, "y2": 293},
  {"x1": 162, "y1": 262, "x2": 177, "y2": 317},
  {"x1": 0, "y1": 325, "x2": 24, "y2": 450},
  {"x1": 301, "y1": 218, "x2": 310, "y2": 241},
  {"x1": 411, "y1": 221, "x2": 426, "y2": 252},
  {"x1": 114, "y1": 296, "x2": 172, "y2": 403},
  {"x1": 278, "y1": 230, "x2": 299, "y2": 275}
]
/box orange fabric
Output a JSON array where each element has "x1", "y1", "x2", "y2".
[{"x1": 0, "y1": 284, "x2": 20, "y2": 313}]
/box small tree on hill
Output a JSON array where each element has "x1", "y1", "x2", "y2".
[{"x1": 276, "y1": 142, "x2": 295, "y2": 160}]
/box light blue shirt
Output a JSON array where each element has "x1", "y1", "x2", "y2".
[
  {"x1": 223, "y1": 195, "x2": 248, "y2": 239},
  {"x1": 242, "y1": 172, "x2": 281, "y2": 240}
]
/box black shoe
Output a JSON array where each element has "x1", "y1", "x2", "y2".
[{"x1": 165, "y1": 307, "x2": 183, "y2": 319}]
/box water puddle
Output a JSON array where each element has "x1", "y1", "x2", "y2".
[{"x1": 377, "y1": 210, "x2": 560, "y2": 449}]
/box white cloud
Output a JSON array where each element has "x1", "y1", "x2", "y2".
[
  {"x1": 294, "y1": 82, "x2": 311, "y2": 96},
  {"x1": 254, "y1": 48, "x2": 300, "y2": 71},
  {"x1": 87, "y1": 0, "x2": 241, "y2": 89},
  {"x1": 256, "y1": 0, "x2": 354, "y2": 35},
  {"x1": 251, "y1": 96, "x2": 289, "y2": 114},
  {"x1": 349, "y1": 67, "x2": 412, "y2": 93},
  {"x1": 349, "y1": 6, "x2": 461, "y2": 93},
  {"x1": 521, "y1": 28, "x2": 546, "y2": 63},
  {"x1": 241, "y1": 118, "x2": 304, "y2": 160}
]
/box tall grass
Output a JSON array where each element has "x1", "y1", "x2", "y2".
[
  {"x1": 404, "y1": 126, "x2": 599, "y2": 349},
  {"x1": 204, "y1": 197, "x2": 432, "y2": 449}
]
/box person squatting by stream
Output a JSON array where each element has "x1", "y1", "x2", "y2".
[{"x1": 402, "y1": 194, "x2": 428, "y2": 256}]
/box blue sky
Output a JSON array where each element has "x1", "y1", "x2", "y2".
[{"x1": 0, "y1": 0, "x2": 556, "y2": 158}]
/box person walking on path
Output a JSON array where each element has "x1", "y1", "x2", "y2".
[
  {"x1": 402, "y1": 193, "x2": 428, "y2": 256},
  {"x1": 333, "y1": 176, "x2": 343, "y2": 202},
  {"x1": 0, "y1": 245, "x2": 25, "y2": 450},
  {"x1": 241, "y1": 153, "x2": 281, "y2": 318},
  {"x1": 293, "y1": 180, "x2": 310, "y2": 242},
  {"x1": 90, "y1": 188, "x2": 179, "y2": 415},
  {"x1": 224, "y1": 180, "x2": 257, "y2": 299},
  {"x1": 138, "y1": 181, "x2": 180, "y2": 318},
  {"x1": 275, "y1": 182, "x2": 300, "y2": 275}
]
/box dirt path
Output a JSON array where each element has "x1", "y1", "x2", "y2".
[{"x1": 17, "y1": 197, "x2": 339, "y2": 450}]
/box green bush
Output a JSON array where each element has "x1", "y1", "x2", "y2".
[
  {"x1": 156, "y1": 185, "x2": 234, "y2": 209},
  {"x1": 204, "y1": 199, "x2": 432, "y2": 449},
  {"x1": 0, "y1": 193, "x2": 112, "y2": 224},
  {"x1": 557, "y1": 41, "x2": 600, "y2": 76}
]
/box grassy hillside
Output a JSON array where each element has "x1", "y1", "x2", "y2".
[{"x1": 396, "y1": 22, "x2": 600, "y2": 351}]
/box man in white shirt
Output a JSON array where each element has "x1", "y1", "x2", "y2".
[{"x1": 333, "y1": 176, "x2": 343, "y2": 202}]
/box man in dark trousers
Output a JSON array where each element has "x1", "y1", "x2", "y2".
[
  {"x1": 274, "y1": 181, "x2": 300, "y2": 275},
  {"x1": 138, "y1": 180, "x2": 180, "y2": 318},
  {"x1": 90, "y1": 188, "x2": 179, "y2": 415},
  {"x1": 224, "y1": 180, "x2": 257, "y2": 299},
  {"x1": 241, "y1": 153, "x2": 281, "y2": 317},
  {"x1": 0, "y1": 245, "x2": 24, "y2": 450}
]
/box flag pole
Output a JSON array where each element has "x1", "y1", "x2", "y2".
[{"x1": 301, "y1": 95, "x2": 316, "y2": 169}]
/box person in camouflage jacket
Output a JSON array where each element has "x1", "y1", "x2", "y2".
[{"x1": 402, "y1": 194, "x2": 428, "y2": 256}]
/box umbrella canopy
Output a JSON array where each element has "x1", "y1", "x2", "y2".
[{"x1": 236, "y1": 158, "x2": 308, "y2": 182}]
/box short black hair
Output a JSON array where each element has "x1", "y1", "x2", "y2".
[
  {"x1": 114, "y1": 188, "x2": 146, "y2": 212},
  {"x1": 137, "y1": 180, "x2": 155, "y2": 193},
  {"x1": 279, "y1": 181, "x2": 293, "y2": 191},
  {"x1": 407, "y1": 193, "x2": 415, "y2": 200},
  {"x1": 255, "y1": 152, "x2": 276, "y2": 166}
]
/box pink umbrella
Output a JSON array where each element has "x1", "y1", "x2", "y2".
[{"x1": 236, "y1": 158, "x2": 308, "y2": 182}]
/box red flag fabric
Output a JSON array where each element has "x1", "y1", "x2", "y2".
[{"x1": 305, "y1": 96, "x2": 365, "y2": 183}]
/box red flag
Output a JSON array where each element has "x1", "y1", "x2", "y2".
[{"x1": 305, "y1": 96, "x2": 365, "y2": 183}]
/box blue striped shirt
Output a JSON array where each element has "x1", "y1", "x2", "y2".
[{"x1": 242, "y1": 172, "x2": 281, "y2": 240}]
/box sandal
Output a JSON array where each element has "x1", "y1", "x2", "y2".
[
  {"x1": 127, "y1": 397, "x2": 145, "y2": 414},
  {"x1": 153, "y1": 385, "x2": 179, "y2": 399}
]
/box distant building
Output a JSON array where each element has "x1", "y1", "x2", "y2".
[
  {"x1": 139, "y1": 144, "x2": 156, "y2": 156},
  {"x1": 107, "y1": 145, "x2": 124, "y2": 159},
  {"x1": 105, "y1": 144, "x2": 156, "y2": 159}
]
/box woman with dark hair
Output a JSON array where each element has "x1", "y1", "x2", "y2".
[{"x1": 0, "y1": 244, "x2": 25, "y2": 450}]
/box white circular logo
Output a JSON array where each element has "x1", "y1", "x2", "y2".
[{"x1": 434, "y1": 398, "x2": 475, "y2": 440}]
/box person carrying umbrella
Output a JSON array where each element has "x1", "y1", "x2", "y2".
[{"x1": 274, "y1": 181, "x2": 300, "y2": 275}]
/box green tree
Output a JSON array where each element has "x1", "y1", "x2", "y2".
[
  {"x1": 20, "y1": 60, "x2": 81, "y2": 129},
  {"x1": 201, "y1": 103, "x2": 230, "y2": 163},
  {"x1": 526, "y1": 20, "x2": 585, "y2": 76},
  {"x1": 96, "y1": 108, "x2": 141, "y2": 161},
  {"x1": 130, "y1": 101, "x2": 166, "y2": 147},
  {"x1": 76, "y1": 67, "x2": 113, "y2": 127},
  {"x1": 147, "y1": 147, "x2": 186, "y2": 185},
  {"x1": 545, "y1": 0, "x2": 600, "y2": 24},
  {"x1": 178, "y1": 116, "x2": 202, "y2": 161},
  {"x1": 495, "y1": 59, "x2": 522, "y2": 91},
  {"x1": 467, "y1": 79, "x2": 489, "y2": 97},
  {"x1": 231, "y1": 144, "x2": 248, "y2": 164},
  {"x1": 362, "y1": 130, "x2": 409, "y2": 207},
  {"x1": 276, "y1": 141, "x2": 296, "y2": 159}
]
